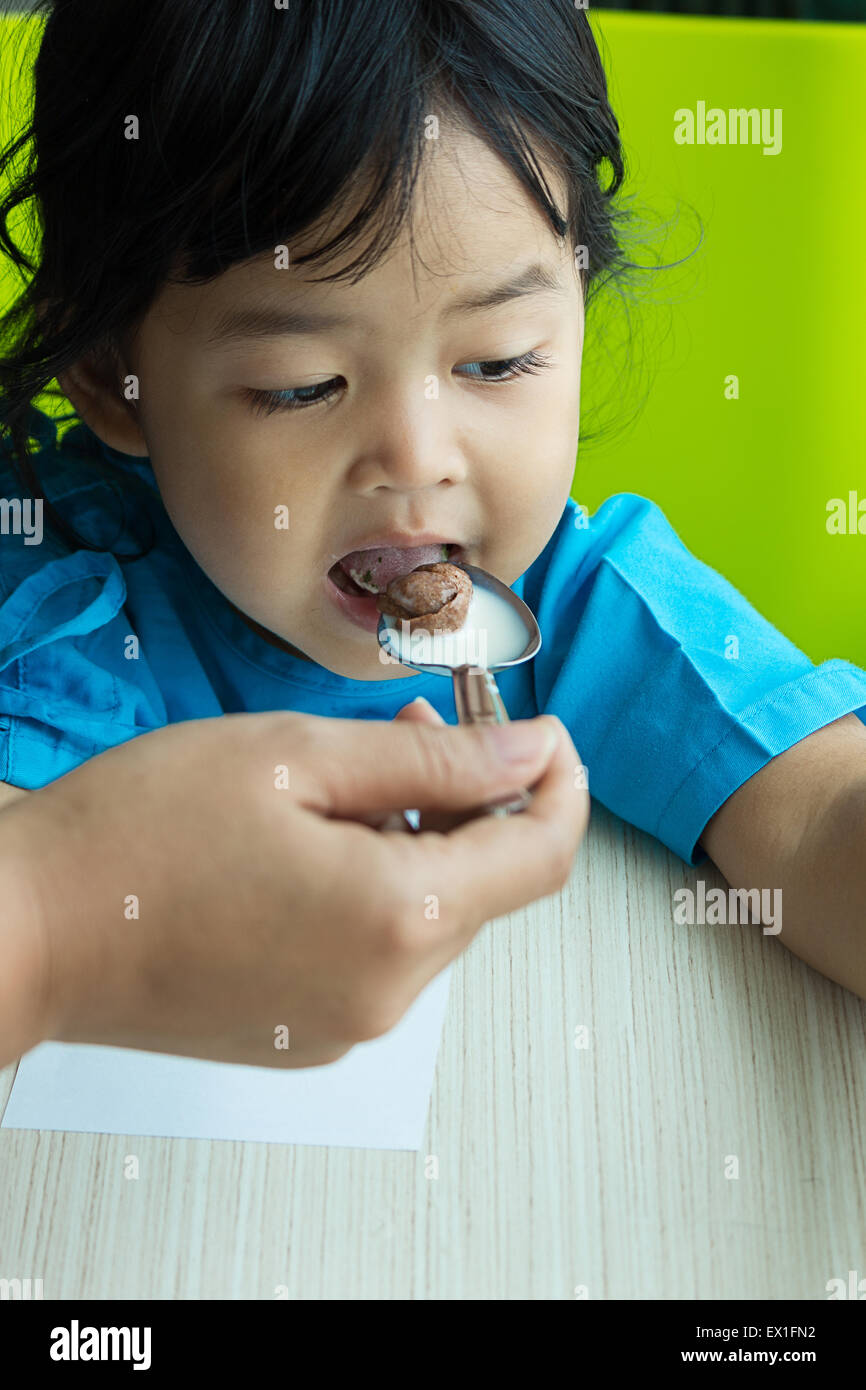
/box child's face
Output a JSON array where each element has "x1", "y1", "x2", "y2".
[{"x1": 117, "y1": 127, "x2": 584, "y2": 679}]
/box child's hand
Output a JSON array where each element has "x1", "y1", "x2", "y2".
[{"x1": 0, "y1": 708, "x2": 587, "y2": 1070}]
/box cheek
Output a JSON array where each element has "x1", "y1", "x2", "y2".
[
  {"x1": 148, "y1": 446, "x2": 233, "y2": 551},
  {"x1": 133, "y1": 363, "x2": 327, "y2": 613},
  {"x1": 534, "y1": 362, "x2": 581, "y2": 494},
  {"x1": 148, "y1": 440, "x2": 288, "y2": 588},
  {"x1": 501, "y1": 369, "x2": 579, "y2": 487},
  {"x1": 480, "y1": 374, "x2": 578, "y2": 576}
]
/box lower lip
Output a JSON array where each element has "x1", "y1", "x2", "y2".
[
  {"x1": 323, "y1": 547, "x2": 466, "y2": 634},
  {"x1": 323, "y1": 573, "x2": 385, "y2": 632}
]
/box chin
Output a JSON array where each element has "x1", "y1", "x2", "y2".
[{"x1": 325, "y1": 645, "x2": 411, "y2": 682}]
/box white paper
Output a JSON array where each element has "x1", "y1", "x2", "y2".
[{"x1": 1, "y1": 965, "x2": 451, "y2": 1150}]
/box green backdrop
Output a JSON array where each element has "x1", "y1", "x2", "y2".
[
  {"x1": 1, "y1": 10, "x2": 864, "y2": 667},
  {"x1": 580, "y1": 13, "x2": 865, "y2": 669}
]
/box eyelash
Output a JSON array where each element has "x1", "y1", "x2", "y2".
[{"x1": 243, "y1": 349, "x2": 554, "y2": 417}]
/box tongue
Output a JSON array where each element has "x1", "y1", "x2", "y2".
[{"x1": 340, "y1": 543, "x2": 450, "y2": 594}]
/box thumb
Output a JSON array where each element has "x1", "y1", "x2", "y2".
[{"x1": 294, "y1": 714, "x2": 560, "y2": 819}]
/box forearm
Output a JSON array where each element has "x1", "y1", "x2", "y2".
[
  {"x1": 778, "y1": 776, "x2": 866, "y2": 999},
  {"x1": 0, "y1": 781, "x2": 131, "y2": 1065},
  {"x1": 0, "y1": 782, "x2": 30, "y2": 813},
  {"x1": 0, "y1": 776, "x2": 164, "y2": 1064},
  {"x1": 697, "y1": 715, "x2": 866, "y2": 1000},
  {"x1": 706, "y1": 774, "x2": 866, "y2": 1000},
  {"x1": 0, "y1": 799, "x2": 58, "y2": 1065}
]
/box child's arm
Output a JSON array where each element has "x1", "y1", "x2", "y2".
[
  {"x1": 0, "y1": 782, "x2": 29, "y2": 812},
  {"x1": 699, "y1": 712, "x2": 866, "y2": 997}
]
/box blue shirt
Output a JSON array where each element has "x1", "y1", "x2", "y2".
[{"x1": 2, "y1": 401, "x2": 865, "y2": 866}]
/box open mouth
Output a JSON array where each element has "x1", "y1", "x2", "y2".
[{"x1": 327, "y1": 542, "x2": 464, "y2": 598}]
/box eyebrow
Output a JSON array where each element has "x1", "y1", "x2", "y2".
[
  {"x1": 445, "y1": 261, "x2": 566, "y2": 316},
  {"x1": 205, "y1": 261, "x2": 566, "y2": 347}
]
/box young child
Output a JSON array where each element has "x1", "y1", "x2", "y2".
[{"x1": 1, "y1": 1, "x2": 865, "y2": 1061}]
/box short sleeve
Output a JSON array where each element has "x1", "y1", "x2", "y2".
[
  {"x1": 529, "y1": 494, "x2": 866, "y2": 866},
  {"x1": 0, "y1": 396, "x2": 174, "y2": 788},
  {"x1": 0, "y1": 544, "x2": 167, "y2": 790}
]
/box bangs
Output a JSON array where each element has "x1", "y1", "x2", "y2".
[
  {"x1": 161, "y1": 6, "x2": 574, "y2": 289},
  {"x1": 0, "y1": 0, "x2": 636, "y2": 557}
]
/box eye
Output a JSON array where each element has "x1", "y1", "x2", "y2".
[
  {"x1": 455, "y1": 349, "x2": 554, "y2": 382},
  {"x1": 242, "y1": 348, "x2": 554, "y2": 417},
  {"x1": 243, "y1": 379, "x2": 343, "y2": 416}
]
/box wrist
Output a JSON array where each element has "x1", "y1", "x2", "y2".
[{"x1": 0, "y1": 800, "x2": 64, "y2": 1062}]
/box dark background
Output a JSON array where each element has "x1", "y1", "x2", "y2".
[
  {"x1": 0, "y1": 0, "x2": 864, "y2": 19},
  {"x1": 593, "y1": 0, "x2": 862, "y2": 18}
]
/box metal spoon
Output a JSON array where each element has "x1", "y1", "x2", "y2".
[{"x1": 377, "y1": 561, "x2": 542, "y2": 831}]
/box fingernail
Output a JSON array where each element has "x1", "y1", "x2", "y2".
[
  {"x1": 488, "y1": 721, "x2": 556, "y2": 763},
  {"x1": 413, "y1": 696, "x2": 444, "y2": 721}
]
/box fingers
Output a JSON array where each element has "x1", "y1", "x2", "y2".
[
  {"x1": 392, "y1": 696, "x2": 446, "y2": 727},
  {"x1": 353, "y1": 699, "x2": 448, "y2": 829},
  {"x1": 290, "y1": 711, "x2": 561, "y2": 820},
  {"x1": 386, "y1": 715, "x2": 590, "y2": 959},
  {"x1": 391, "y1": 699, "x2": 454, "y2": 831},
  {"x1": 287, "y1": 714, "x2": 589, "y2": 1039}
]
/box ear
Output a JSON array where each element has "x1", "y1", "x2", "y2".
[{"x1": 56, "y1": 338, "x2": 150, "y2": 459}]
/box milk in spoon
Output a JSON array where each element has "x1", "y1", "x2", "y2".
[{"x1": 379, "y1": 580, "x2": 530, "y2": 670}]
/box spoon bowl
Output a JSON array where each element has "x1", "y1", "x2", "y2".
[
  {"x1": 377, "y1": 561, "x2": 543, "y2": 823},
  {"x1": 377, "y1": 562, "x2": 541, "y2": 675}
]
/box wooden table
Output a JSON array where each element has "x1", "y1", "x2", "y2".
[{"x1": 2, "y1": 799, "x2": 864, "y2": 1299}]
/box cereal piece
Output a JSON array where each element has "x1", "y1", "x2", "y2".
[{"x1": 376, "y1": 561, "x2": 472, "y2": 633}]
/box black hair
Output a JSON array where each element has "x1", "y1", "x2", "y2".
[{"x1": 0, "y1": 0, "x2": 690, "y2": 558}]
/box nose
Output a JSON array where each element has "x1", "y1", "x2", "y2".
[{"x1": 346, "y1": 381, "x2": 468, "y2": 492}]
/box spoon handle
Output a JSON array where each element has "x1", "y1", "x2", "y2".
[{"x1": 452, "y1": 667, "x2": 533, "y2": 817}]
